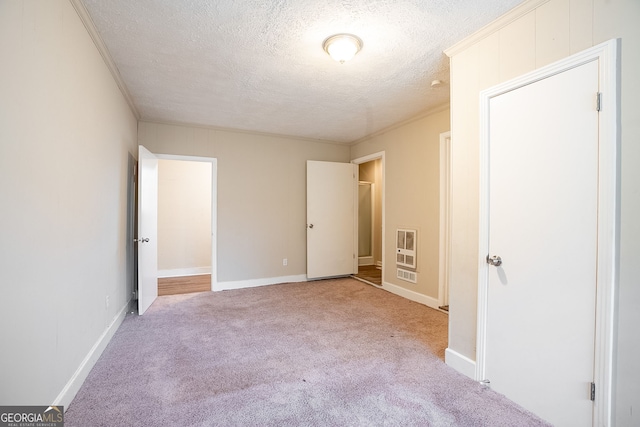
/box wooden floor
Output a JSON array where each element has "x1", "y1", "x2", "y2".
[
  {"x1": 353, "y1": 265, "x2": 382, "y2": 286},
  {"x1": 158, "y1": 274, "x2": 211, "y2": 296}
]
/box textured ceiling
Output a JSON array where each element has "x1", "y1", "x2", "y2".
[{"x1": 81, "y1": 0, "x2": 523, "y2": 144}]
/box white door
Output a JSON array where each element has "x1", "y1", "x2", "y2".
[
  {"x1": 484, "y1": 60, "x2": 599, "y2": 426},
  {"x1": 306, "y1": 161, "x2": 357, "y2": 279},
  {"x1": 137, "y1": 145, "x2": 159, "y2": 315}
]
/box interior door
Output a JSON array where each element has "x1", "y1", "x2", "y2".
[
  {"x1": 137, "y1": 145, "x2": 158, "y2": 315},
  {"x1": 484, "y1": 60, "x2": 599, "y2": 426},
  {"x1": 306, "y1": 160, "x2": 357, "y2": 279}
]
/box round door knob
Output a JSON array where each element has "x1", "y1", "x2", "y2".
[{"x1": 486, "y1": 255, "x2": 502, "y2": 267}]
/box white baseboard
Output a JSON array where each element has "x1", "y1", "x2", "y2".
[
  {"x1": 54, "y1": 300, "x2": 129, "y2": 409},
  {"x1": 376, "y1": 260, "x2": 382, "y2": 268},
  {"x1": 358, "y1": 256, "x2": 374, "y2": 266},
  {"x1": 445, "y1": 348, "x2": 477, "y2": 380},
  {"x1": 380, "y1": 280, "x2": 441, "y2": 310},
  {"x1": 215, "y1": 274, "x2": 308, "y2": 291},
  {"x1": 158, "y1": 267, "x2": 212, "y2": 278}
]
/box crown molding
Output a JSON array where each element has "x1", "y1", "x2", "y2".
[
  {"x1": 444, "y1": 0, "x2": 550, "y2": 58},
  {"x1": 349, "y1": 102, "x2": 450, "y2": 146},
  {"x1": 141, "y1": 119, "x2": 351, "y2": 146},
  {"x1": 69, "y1": 0, "x2": 140, "y2": 120}
]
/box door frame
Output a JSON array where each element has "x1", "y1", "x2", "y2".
[
  {"x1": 352, "y1": 152, "x2": 386, "y2": 279},
  {"x1": 438, "y1": 132, "x2": 451, "y2": 308},
  {"x1": 156, "y1": 154, "x2": 218, "y2": 291},
  {"x1": 476, "y1": 39, "x2": 619, "y2": 425}
]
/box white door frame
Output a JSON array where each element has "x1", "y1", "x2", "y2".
[
  {"x1": 352, "y1": 152, "x2": 386, "y2": 278},
  {"x1": 438, "y1": 132, "x2": 451, "y2": 308},
  {"x1": 477, "y1": 39, "x2": 619, "y2": 426},
  {"x1": 156, "y1": 154, "x2": 218, "y2": 291}
]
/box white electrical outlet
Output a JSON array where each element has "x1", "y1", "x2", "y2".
[{"x1": 283, "y1": 258, "x2": 288, "y2": 266}]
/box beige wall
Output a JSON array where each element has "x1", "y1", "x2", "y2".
[
  {"x1": 0, "y1": 0, "x2": 138, "y2": 405},
  {"x1": 351, "y1": 108, "x2": 450, "y2": 301},
  {"x1": 445, "y1": 0, "x2": 639, "y2": 424},
  {"x1": 139, "y1": 122, "x2": 350, "y2": 283},
  {"x1": 158, "y1": 159, "x2": 212, "y2": 275}
]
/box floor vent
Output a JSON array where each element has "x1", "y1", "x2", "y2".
[{"x1": 397, "y1": 268, "x2": 417, "y2": 283}]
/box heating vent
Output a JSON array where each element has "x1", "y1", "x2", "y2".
[
  {"x1": 397, "y1": 268, "x2": 417, "y2": 283},
  {"x1": 396, "y1": 229, "x2": 417, "y2": 269}
]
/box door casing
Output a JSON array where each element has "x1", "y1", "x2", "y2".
[{"x1": 438, "y1": 132, "x2": 451, "y2": 308}]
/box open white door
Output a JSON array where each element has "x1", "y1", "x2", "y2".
[
  {"x1": 137, "y1": 145, "x2": 158, "y2": 315},
  {"x1": 306, "y1": 161, "x2": 357, "y2": 279}
]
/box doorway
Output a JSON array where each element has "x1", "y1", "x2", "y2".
[
  {"x1": 352, "y1": 153, "x2": 384, "y2": 286},
  {"x1": 136, "y1": 147, "x2": 218, "y2": 314},
  {"x1": 156, "y1": 157, "x2": 214, "y2": 296}
]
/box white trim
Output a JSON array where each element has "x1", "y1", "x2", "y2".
[
  {"x1": 69, "y1": 0, "x2": 140, "y2": 119},
  {"x1": 352, "y1": 151, "x2": 385, "y2": 165},
  {"x1": 215, "y1": 274, "x2": 308, "y2": 291},
  {"x1": 445, "y1": 348, "x2": 477, "y2": 379},
  {"x1": 155, "y1": 154, "x2": 218, "y2": 292},
  {"x1": 381, "y1": 280, "x2": 440, "y2": 311},
  {"x1": 358, "y1": 256, "x2": 374, "y2": 266},
  {"x1": 476, "y1": 39, "x2": 619, "y2": 426},
  {"x1": 438, "y1": 131, "x2": 451, "y2": 308},
  {"x1": 158, "y1": 267, "x2": 211, "y2": 278},
  {"x1": 349, "y1": 104, "x2": 450, "y2": 146},
  {"x1": 352, "y1": 151, "x2": 386, "y2": 287},
  {"x1": 142, "y1": 119, "x2": 348, "y2": 146},
  {"x1": 54, "y1": 300, "x2": 129, "y2": 409},
  {"x1": 444, "y1": 0, "x2": 550, "y2": 58},
  {"x1": 352, "y1": 164, "x2": 359, "y2": 275}
]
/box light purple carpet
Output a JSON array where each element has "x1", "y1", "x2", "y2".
[{"x1": 65, "y1": 278, "x2": 550, "y2": 426}]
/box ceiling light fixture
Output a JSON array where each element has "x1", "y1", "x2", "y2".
[{"x1": 322, "y1": 34, "x2": 363, "y2": 63}]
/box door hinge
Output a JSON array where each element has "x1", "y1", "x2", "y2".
[
  {"x1": 596, "y1": 92, "x2": 602, "y2": 112},
  {"x1": 590, "y1": 382, "x2": 596, "y2": 401}
]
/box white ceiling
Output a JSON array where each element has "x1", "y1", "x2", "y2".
[{"x1": 80, "y1": 0, "x2": 523, "y2": 144}]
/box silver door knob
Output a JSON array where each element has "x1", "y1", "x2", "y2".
[{"x1": 486, "y1": 255, "x2": 502, "y2": 267}]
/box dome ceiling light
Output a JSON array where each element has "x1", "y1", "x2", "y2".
[{"x1": 322, "y1": 34, "x2": 363, "y2": 63}]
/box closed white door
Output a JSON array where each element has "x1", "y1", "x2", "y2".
[
  {"x1": 306, "y1": 161, "x2": 357, "y2": 279},
  {"x1": 137, "y1": 146, "x2": 158, "y2": 315},
  {"x1": 485, "y1": 60, "x2": 599, "y2": 426}
]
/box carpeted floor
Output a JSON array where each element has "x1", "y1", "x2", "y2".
[{"x1": 65, "y1": 278, "x2": 550, "y2": 426}]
